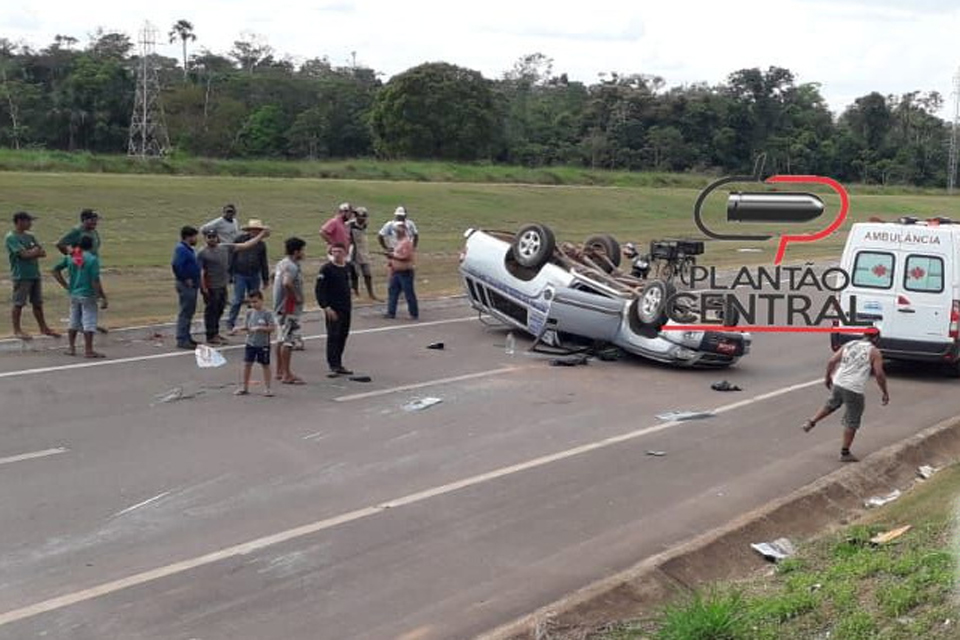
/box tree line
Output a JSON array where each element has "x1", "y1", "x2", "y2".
[{"x1": 0, "y1": 26, "x2": 952, "y2": 186}]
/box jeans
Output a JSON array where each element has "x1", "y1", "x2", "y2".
[
  {"x1": 387, "y1": 270, "x2": 418, "y2": 319},
  {"x1": 204, "y1": 287, "x2": 228, "y2": 339},
  {"x1": 228, "y1": 274, "x2": 262, "y2": 329},
  {"x1": 69, "y1": 296, "x2": 98, "y2": 333},
  {"x1": 176, "y1": 280, "x2": 198, "y2": 344},
  {"x1": 325, "y1": 308, "x2": 351, "y2": 370}
]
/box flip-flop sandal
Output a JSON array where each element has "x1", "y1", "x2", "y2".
[
  {"x1": 802, "y1": 420, "x2": 815, "y2": 433},
  {"x1": 281, "y1": 378, "x2": 306, "y2": 385},
  {"x1": 84, "y1": 352, "x2": 106, "y2": 359},
  {"x1": 42, "y1": 331, "x2": 62, "y2": 338},
  {"x1": 14, "y1": 333, "x2": 33, "y2": 341},
  {"x1": 64, "y1": 349, "x2": 77, "y2": 357},
  {"x1": 234, "y1": 388, "x2": 249, "y2": 396},
  {"x1": 264, "y1": 390, "x2": 275, "y2": 397}
]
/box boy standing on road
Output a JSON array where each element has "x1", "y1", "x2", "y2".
[
  {"x1": 274, "y1": 237, "x2": 306, "y2": 385},
  {"x1": 803, "y1": 329, "x2": 889, "y2": 462},
  {"x1": 316, "y1": 243, "x2": 353, "y2": 377},
  {"x1": 52, "y1": 235, "x2": 107, "y2": 358},
  {"x1": 6, "y1": 211, "x2": 60, "y2": 340},
  {"x1": 236, "y1": 290, "x2": 275, "y2": 397}
]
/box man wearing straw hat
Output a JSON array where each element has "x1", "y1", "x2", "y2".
[{"x1": 227, "y1": 218, "x2": 272, "y2": 335}]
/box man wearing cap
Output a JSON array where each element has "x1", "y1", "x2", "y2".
[
  {"x1": 378, "y1": 206, "x2": 419, "y2": 250},
  {"x1": 320, "y1": 203, "x2": 354, "y2": 249},
  {"x1": 384, "y1": 223, "x2": 419, "y2": 320},
  {"x1": 227, "y1": 219, "x2": 272, "y2": 334},
  {"x1": 6, "y1": 211, "x2": 60, "y2": 340},
  {"x1": 198, "y1": 225, "x2": 270, "y2": 345},
  {"x1": 200, "y1": 204, "x2": 240, "y2": 244},
  {"x1": 348, "y1": 206, "x2": 379, "y2": 300},
  {"x1": 57, "y1": 209, "x2": 102, "y2": 256}
]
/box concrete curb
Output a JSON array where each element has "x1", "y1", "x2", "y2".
[
  {"x1": 0, "y1": 295, "x2": 470, "y2": 354},
  {"x1": 477, "y1": 415, "x2": 960, "y2": 640}
]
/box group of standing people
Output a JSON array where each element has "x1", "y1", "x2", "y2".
[
  {"x1": 5, "y1": 208, "x2": 107, "y2": 357},
  {"x1": 169, "y1": 202, "x2": 420, "y2": 396}
]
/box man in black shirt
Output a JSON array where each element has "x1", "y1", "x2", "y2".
[{"x1": 315, "y1": 243, "x2": 353, "y2": 376}]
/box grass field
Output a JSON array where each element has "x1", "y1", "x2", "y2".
[
  {"x1": 603, "y1": 464, "x2": 960, "y2": 640},
  {"x1": 0, "y1": 171, "x2": 957, "y2": 335}
]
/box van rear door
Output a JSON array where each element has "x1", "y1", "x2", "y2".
[
  {"x1": 846, "y1": 248, "x2": 897, "y2": 330},
  {"x1": 895, "y1": 252, "x2": 950, "y2": 339}
]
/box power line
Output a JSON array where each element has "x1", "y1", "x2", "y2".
[
  {"x1": 948, "y1": 68, "x2": 960, "y2": 193},
  {"x1": 128, "y1": 22, "x2": 170, "y2": 158}
]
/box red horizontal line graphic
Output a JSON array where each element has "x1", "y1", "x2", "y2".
[{"x1": 662, "y1": 325, "x2": 878, "y2": 334}]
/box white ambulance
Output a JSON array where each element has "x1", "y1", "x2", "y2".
[{"x1": 832, "y1": 217, "x2": 960, "y2": 374}]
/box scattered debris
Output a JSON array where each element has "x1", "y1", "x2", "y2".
[
  {"x1": 864, "y1": 489, "x2": 902, "y2": 508},
  {"x1": 549, "y1": 355, "x2": 590, "y2": 367},
  {"x1": 426, "y1": 342, "x2": 445, "y2": 350},
  {"x1": 809, "y1": 583, "x2": 822, "y2": 593},
  {"x1": 917, "y1": 465, "x2": 937, "y2": 480},
  {"x1": 657, "y1": 410, "x2": 715, "y2": 421},
  {"x1": 194, "y1": 345, "x2": 227, "y2": 368},
  {"x1": 870, "y1": 525, "x2": 912, "y2": 546},
  {"x1": 645, "y1": 450, "x2": 667, "y2": 457},
  {"x1": 152, "y1": 387, "x2": 184, "y2": 405},
  {"x1": 349, "y1": 375, "x2": 372, "y2": 383},
  {"x1": 403, "y1": 397, "x2": 443, "y2": 412},
  {"x1": 751, "y1": 538, "x2": 797, "y2": 562},
  {"x1": 737, "y1": 248, "x2": 763, "y2": 253},
  {"x1": 711, "y1": 380, "x2": 742, "y2": 392},
  {"x1": 592, "y1": 346, "x2": 623, "y2": 362}
]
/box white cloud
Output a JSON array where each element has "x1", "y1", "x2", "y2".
[{"x1": 3, "y1": 0, "x2": 960, "y2": 114}]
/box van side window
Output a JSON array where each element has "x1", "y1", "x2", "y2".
[
  {"x1": 904, "y1": 255, "x2": 944, "y2": 293},
  {"x1": 852, "y1": 251, "x2": 895, "y2": 289}
]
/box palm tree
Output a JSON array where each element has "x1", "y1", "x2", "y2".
[{"x1": 168, "y1": 20, "x2": 196, "y2": 81}]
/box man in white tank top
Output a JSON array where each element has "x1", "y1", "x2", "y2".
[{"x1": 803, "y1": 330, "x2": 889, "y2": 462}]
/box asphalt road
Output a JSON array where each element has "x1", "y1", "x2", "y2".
[{"x1": 1, "y1": 297, "x2": 957, "y2": 640}]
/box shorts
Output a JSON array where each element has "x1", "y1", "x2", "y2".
[
  {"x1": 244, "y1": 344, "x2": 271, "y2": 365},
  {"x1": 825, "y1": 384, "x2": 865, "y2": 430},
  {"x1": 69, "y1": 296, "x2": 98, "y2": 333},
  {"x1": 354, "y1": 262, "x2": 371, "y2": 277},
  {"x1": 277, "y1": 315, "x2": 302, "y2": 347},
  {"x1": 12, "y1": 279, "x2": 42, "y2": 308}
]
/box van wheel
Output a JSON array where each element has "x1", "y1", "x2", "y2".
[
  {"x1": 584, "y1": 234, "x2": 622, "y2": 273},
  {"x1": 947, "y1": 359, "x2": 960, "y2": 378},
  {"x1": 630, "y1": 280, "x2": 675, "y2": 338},
  {"x1": 513, "y1": 224, "x2": 556, "y2": 269}
]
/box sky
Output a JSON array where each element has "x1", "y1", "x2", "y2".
[{"x1": 4, "y1": 0, "x2": 960, "y2": 116}]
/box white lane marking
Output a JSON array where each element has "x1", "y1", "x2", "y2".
[
  {"x1": 0, "y1": 375, "x2": 822, "y2": 627},
  {"x1": 333, "y1": 367, "x2": 521, "y2": 402},
  {"x1": 0, "y1": 317, "x2": 476, "y2": 381},
  {"x1": 0, "y1": 447, "x2": 68, "y2": 467},
  {"x1": 112, "y1": 492, "x2": 171, "y2": 518}
]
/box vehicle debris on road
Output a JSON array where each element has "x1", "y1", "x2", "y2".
[
  {"x1": 656, "y1": 410, "x2": 715, "y2": 421},
  {"x1": 403, "y1": 397, "x2": 443, "y2": 412},
  {"x1": 711, "y1": 380, "x2": 742, "y2": 392},
  {"x1": 194, "y1": 344, "x2": 227, "y2": 368},
  {"x1": 549, "y1": 354, "x2": 589, "y2": 367},
  {"x1": 349, "y1": 375, "x2": 372, "y2": 383},
  {"x1": 426, "y1": 342, "x2": 445, "y2": 350},
  {"x1": 645, "y1": 450, "x2": 667, "y2": 457},
  {"x1": 864, "y1": 489, "x2": 901, "y2": 508},
  {"x1": 750, "y1": 538, "x2": 797, "y2": 562}
]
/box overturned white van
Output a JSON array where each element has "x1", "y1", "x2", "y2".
[{"x1": 832, "y1": 217, "x2": 960, "y2": 374}]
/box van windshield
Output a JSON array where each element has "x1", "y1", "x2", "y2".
[
  {"x1": 852, "y1": 251, "x2": 895, "y2": 289},
  {"x1": 904, "y1": 255, "x2": 944, "y2": 293}
]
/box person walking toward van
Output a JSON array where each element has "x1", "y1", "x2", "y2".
[{"x1": 803, "y1": 330, "x2": 889, "y2": 462}]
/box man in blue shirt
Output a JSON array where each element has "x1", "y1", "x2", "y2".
[{"x1": 171, "y1": 226, "x2": 201, "y2": 349}]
